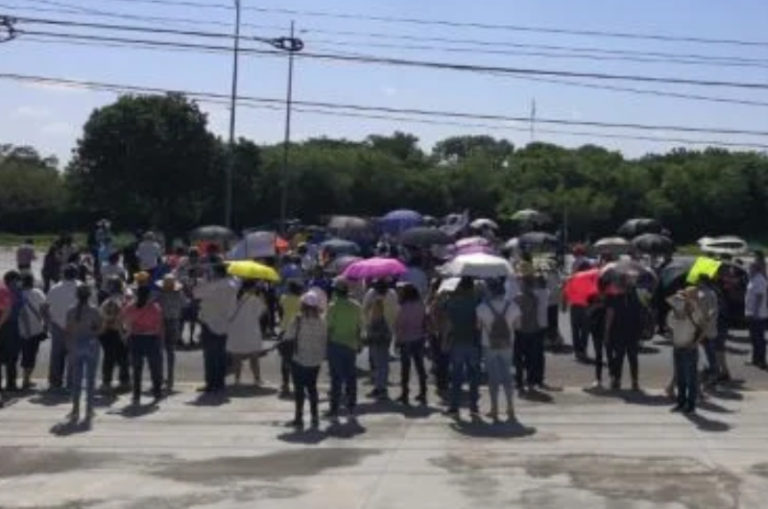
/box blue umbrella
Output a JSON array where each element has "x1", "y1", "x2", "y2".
[
  {"x1": 319, "y1": 238, "x2": 361, "y2": 256},
  {"x1": 380, "y1": 209, "x2": 423, "y2": 235}
]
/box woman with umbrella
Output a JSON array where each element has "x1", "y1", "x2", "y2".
[
  {"x1": 604, "y1": 274, "x2": 645, "y2": 391},
  {"x1": 226, "y1": 279, "x2": 267, "y2": 387}
]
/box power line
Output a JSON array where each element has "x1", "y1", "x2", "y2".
[
  {"x1": 18, "y1": 31, "x2": 768, "y2": 110},
  {"x1": 3, "y1": 72, "x2": 768, "y2": 139},
  {"x1": 10, "y1": 21, "x2": 768, "y2": 91},
  {"x1": 17, "y1": 0, "x2": 768, "y2": 68},
  {"x1": 82, "y1": 0, "x2": 768, "y2": 48}
]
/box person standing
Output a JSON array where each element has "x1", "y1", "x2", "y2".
[
  {"x1": 587, "y1": 293, "x2": 609, "y2": 388},
  {"x1": 226, "y1": 280, "x2": 266, "y2": 386},
  {"x1": 426, "y1": 280, "x2": 450, "y2": 397},
  {"x1": 605, "y1": 277, "x2": 645, "y2": 391},
  {"x1": 394, "y1": 283, "x2": 428, "y2": 406},
  {"x1": 696, "y1": 275, "x2": 720, "y2": 382},
  {"x1": 564, "y1": 261, "x2": 593, "y2": 363},
  {"x1": 65, "y1": 285, "x2": 102, "y2": 424},
  {"x1": 515, "y1": 274, "x2": 548, "y2": 392},
  {"x1": 136, "y1": 231, "x2": 162, "y2": 274},
  {"x1": 444, "y1": 277, "x2": 481, "y2": 419},
  {"x1": 194, "y1": 263, "x2": 238, "y2": 393},
  {"x1": 156, "y1": 274, "x2": 186, "y2": 392},
  {"x1": 544, "y1": 265, "x2": 563, "y2": 349},
  {"x1": 326, "y1": 278, "x2": 362, "y2": 418},
  {"x1": 18, "y1": 274, "x2": 47, "y2": 389},
  {"x1": 44, "y1": 264, "x2": 80, "y2": 391},
  {"x1": 0, "y1": 271, "x2": 23, "y2": 392},
  {"x1": 121, "y1": 285, "x2": 164, "y2": 405},
  {"x1": 177, "y1": 247, "x2": 202, "y2": 347},
  {"x1": 278, "y1": 281, "x2": 303, "y2": 396},
  {"x1": 477, "y1": 279, "x2": 520, "y2": 422},
  {"x1": 745, "y1": 262, "x2": 768, "y2": 369},
  {"x1": 284, "y1": 292, "x2": 327, "y2": 429},
  {"x1": 16, "y1": 239, "x2": 36, "y2": 272},
  {"x1": 98, "y1": 277, "x2": 130, "y2": 392},
  {"x1": 362, "y1": 280, "x2": 398, "y2": 401},
  {"x1": 667, "y1": 288, "x2": 704, "y2": 414},
  {"x1": 41, "y1": 242, "x2": 62, "y2": 293},
  {"x1": 99, "y1": 252, "x2": 127, "y2": 302}
]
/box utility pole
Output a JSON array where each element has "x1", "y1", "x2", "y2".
[
  {"x1": 224, "y1": 0, "x2": 241, "y2": 229},
  {"x1": 279, "y1": 21, "x2": 297, "y2": 235}
]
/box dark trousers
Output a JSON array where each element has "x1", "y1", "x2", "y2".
[
  {"x1": 129, "y1": 335, "x2": 163, "y2": 401},
  {"x1": 702, "y1": 338, "x2": 717, "y2": 375},
  {"x1": 279, "y1": 348, "x2": 292, "y2": 390},
  {"x1": 328, "y1": 342, "x2": 357, "y2": 413},
  {"x1": 674, "y1": 347, "x2": 699, "y2": 410},
  {"x1": 163, "y1": 319, "x2": 180, "y2": 388},
  {"x1": 429, "y1": 334, "x2": 450, "y2": 392},
  {"x1": 400, "y1": 341, "x2": 427, "y2": 400},
  {"x1": 514, "y1": 330, "x2": 545, "y2": 386},
  {"x1": 48, "y1": 323, "x2": 69, "y2": 389},
  {"x1": 449, "y1": 344, "x2": 480, "y2": 413},
  {"x1": 570, "y1": 306, "x2": 590, "y2": 355},
  {"x1": 99, "y1": 329, "x2": 129, "y2": 387},
  {"x1": 21, "y1": 333, "x2": 46, "y2": 371},
  {"x1": 590, "y1": 327, "x2": 610, "y2": 383},
  {"x1": 201, "y1": 325, "x2": 227, "y2": 391},
  {"x1": 0, "y1": 321, "x2": 22, "y2": 390},
  {"x1": 610, "y1": 336, "x2": 639, "y2": 386},
  {"x1": 748, "y1": 318, "x2": 766, "y2": 366},
  {"x1": 291, "y1": 362, "x2": 320, "y2": 422}
]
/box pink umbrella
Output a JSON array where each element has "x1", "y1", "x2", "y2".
[{"x1": 342, "y1": 257, "x2": 407, "y2": 280}]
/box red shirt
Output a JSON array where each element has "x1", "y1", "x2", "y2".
[
  {"x1": 0, "y1": 286, "x2": 13, "y2": 312},
  {"x1": 121, "y1": 302, "x2": 164, "y2": 336}
]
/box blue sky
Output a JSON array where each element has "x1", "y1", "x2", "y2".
[{"x1": 1, "y1": 0, "x2": 767, "y2": 165}]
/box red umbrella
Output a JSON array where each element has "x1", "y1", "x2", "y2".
[{"x1": 563, "y1": 268, "x2": 600, "y2": 306}]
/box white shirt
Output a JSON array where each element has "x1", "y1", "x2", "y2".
[
  {"x1": 477, "y1": 297, "x2": 521, "y2": 349},
  {"x1": 46, "y1": 280, "x2": 79, "y2": 328},
  {"x1": 194, "y1": 277, "x2": 238, "y2": 335},
  {"x1": 136, "y1": 240, "x2": 162, "y2": 271},
  {"x1": 745, "y1": 273, "x2": 768, "y2": 319},
  {"x1": 19, "y1": 288, "x2": 46, "y2": 338},
  {"x1": 226, "y1": 295, "x2": 266, "y2": 354}
]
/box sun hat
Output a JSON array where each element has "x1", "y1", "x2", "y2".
[{"x1": 300, "y1": 291, "x2": 321, "y2": 308}]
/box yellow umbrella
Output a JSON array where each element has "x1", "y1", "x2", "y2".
[
  {"x1": 227, "y1": 261, "x2": 280, "y2": 282},
  {"x1": 686, "y1": 256, "x2": 721, "y2": 285}
]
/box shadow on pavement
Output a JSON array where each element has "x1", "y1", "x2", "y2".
[
  {"x1": 518, "y1": 389, "x2": 554, "y2": 404},
  {"x1": 638, "y1": 345, "x2": 662, "y2": 355},
  {"x1": 546, "y1": 343, "x2": 575, "y2": 355},
  {"x1": 583, "y1": 387, "x2": 672, "y2": 407},
  {"x1": 684, "y1": 412, "x2": 731, "y2": 432},
  {"x1": 277, "y1": 427, "x2": 328, "y2": 445},
  {"x1": 50, "y1": 419, "x2": 91, "y2": 436},
  {"x1": 28, "y1": 390, "x2": 70, "y2": 407},
  {"x1": 450, "y1": 418, "x2": 537, "y2": 439},
  {"x1": 355, "y1": 399, "x2": 441, "y2": 419},
  {"x1": 114, "y1": 402, "x2": 159, "y2": 418},
  {"x1": 187, "y1": 392, "x2": 230, "y2": 407},
  {"x1": 697, "y1": 398, "x2": 734, "y2": 414},
  {"x1": 225, "y1": 385, "x2": 278, "y2": 399},
  {"x1": 326, "y1": 418, "x2": 367, "y2": 439}
]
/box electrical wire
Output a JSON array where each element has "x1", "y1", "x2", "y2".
[{"x1": 3, "y1": 72, "x2": 768, "y2": 139}]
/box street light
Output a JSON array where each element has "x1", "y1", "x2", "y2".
[{"x1": 0, "y1": 16, "x2": 17, "y2": 42}]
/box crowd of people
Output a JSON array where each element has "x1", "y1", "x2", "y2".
[{"x1": 0, "y1": 226, "x2": 763, "y2": 431}]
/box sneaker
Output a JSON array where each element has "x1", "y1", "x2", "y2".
[
  {"x1": 589, "y1": 380, "x2": 603, "y2": 390},
  {"x1": 310, "y1": 417, "x2": 320, "y2": 429},
  {"x1": 507, "y1": 409, "x2": 516, "y2": 421},
  {"x1": 683, "y1": 405, "x2": 696, "y2": 414},
  {"x1": 396, "y1": 394, "x2": 410, "y2": 406},
  {"x1": 670, "y1": 404, "x2": 685, "y2": 413},
  {"x1": 285, "y1": 419, "x2": 304, "y2": 429},
  {"x1": 631, "y1": 381, "x2": 641, "y2": 392},
  {"x1": 415, "y1": 393, "x2": 428, "y2": 406},
  {"x1": 444, "y1": 408, "x2": 459, "y2": 419}
]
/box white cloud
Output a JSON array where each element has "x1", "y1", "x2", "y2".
[
  {"x1": 13, "y1": 105, "x2": 51, "y2": 119},
  {"x1": 41, "y1": 121, "x2": 76, "y2": 136},
  {"x1": 381, "y1": 86, "x2": 397, "y2": 97}
]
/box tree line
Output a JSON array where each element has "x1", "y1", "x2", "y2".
[{"x1": 3, "y1": 93, "x2": 768, "y2": 243}]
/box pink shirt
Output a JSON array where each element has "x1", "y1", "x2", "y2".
[
  {"x1": 395, "y1": 301, "x2": 426, "y2": 343},
  {"x1": 121, "y1": 302, "x2": 164, "y2": 336},
  {"x1": 0, "y1": 286, "x2": 12, "y2": 312}
]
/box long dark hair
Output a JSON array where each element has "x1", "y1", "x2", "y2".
[
  {"x1": 136, "y1": 285, "x2": 151, "y2": 309},
  {"x1": 75, "y1": 284, "x2": 91, "y2": 321}
]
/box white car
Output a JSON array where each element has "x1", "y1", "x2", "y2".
[{"x1": 697, "y1": 236, "x2": 748, "y2": 257}]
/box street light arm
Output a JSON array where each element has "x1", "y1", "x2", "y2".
[
  {"x1": 267, "y1": 36, "x2": 304, "y2": 53},
  {"x1": 1, "y1": 16, "x2": 17, "y2": 42}
]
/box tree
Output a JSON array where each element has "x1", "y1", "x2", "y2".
[
  {"x1": 433, "y1": 135, "x2": 513, "y2": 168},
  {"x1": 66, "y1": 94, "x2": 217, "y2": 237},
  {"x1": 366, "y1": 131, "x2": 425, "y2": 164}
]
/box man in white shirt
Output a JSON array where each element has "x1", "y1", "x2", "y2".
[
  {"x1": 44, "y1": 264, "x2": 80, "y2": 390},
  {"x1": 194, "y1": 263, "x2": 238, "y2": 392},
  {"x1": 745, "y1": 262, "x2": 768, "y2": 368},
  {"x1": 477, "y1": 280, "x2": 520, "y2": 421},
  {"x1": 136, "y1": 231, "x2": 163, "y2": 272}
]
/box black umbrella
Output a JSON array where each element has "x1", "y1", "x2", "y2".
[
  {"x1": 617, "y1": 218, "x2": 662, "y2": 238},
  {"x1": 632, "y1": 233, "x2": 674, "y2": 255},
  {"x1": 320, "y1": 238, "x2": 360, "y2": 256},
  {"x1": 518, "y1": 231, "x2": 558, "y2": 251},
  {"x1": 189, "y1": 225, "x2": 237, "y2": 242},
  {"x1": 400, "y1": 227, "x2": 452, "y2": 247}
]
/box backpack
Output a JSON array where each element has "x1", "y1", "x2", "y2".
[
  {"x1": 487, "y1": 301, "x2": 512, "y2": 349},
  {"x1": 366, "y1": 297, "x2": 391, "y2": 346}
]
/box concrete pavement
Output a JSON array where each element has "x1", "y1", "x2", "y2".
[{"x1": 0, "y1": 381, "x2": 767, "y2": 508}]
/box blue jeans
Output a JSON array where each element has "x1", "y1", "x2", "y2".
[
  {"x1": 70, "y1": 338, "x2": 100, "y2": 414},
  {"x1": 484, "y1": 348, "x2": 513, "y2": 414},
  {"x1": 674, "y1": 347, "x2": 699, "y2": 410},
  {"x1": 748, "y1": 317, "x2": 766, "y2": 366},
  {"x1": 201, "y1": 325, "x2": 227, "y2": 391},
  {"x1": 129, "y1": 335, "x2": 163, "y2": 401},
  {"x1": 328, "y1": 342, "x2": 357, "y2": 413},
  {"x1": 369, "y1": 343, "x2": 390, "y2": 394},
  {"x1": 450, "y1": 344, "x2": 480, "y2": 413}
]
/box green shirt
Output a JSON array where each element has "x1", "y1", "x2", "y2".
[{"x1": 327, "y1": 297, "x2": 362, "y2": 349}]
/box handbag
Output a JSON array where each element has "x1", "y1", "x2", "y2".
[{"x1": 278, "y1": 317, "x2": 301, "y2": 359}]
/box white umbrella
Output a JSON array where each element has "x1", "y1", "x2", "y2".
[
  {"x1": 470, "y1": 218, "x2": 499, "y2": 230},
  {"x1": 441, "y1": 253, "x2": 514, "y2": 279},
  {"x1": 227, "y1": 231, "x2": 276, "y2": 260},
  {"x1": 594, "y1": 236, "x2": 632, "y2": 255}
]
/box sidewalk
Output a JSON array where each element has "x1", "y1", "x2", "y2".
[{"x1": 0, "y1": 383, "x2": 766, "y2": 508}]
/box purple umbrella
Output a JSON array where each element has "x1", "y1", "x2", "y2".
[
  {"x1": 342, "y1": 257, "x2": 407, "y2": 280},
  {"x1": 380, "y1": 209, "x2": 423, "y2": 235}
]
